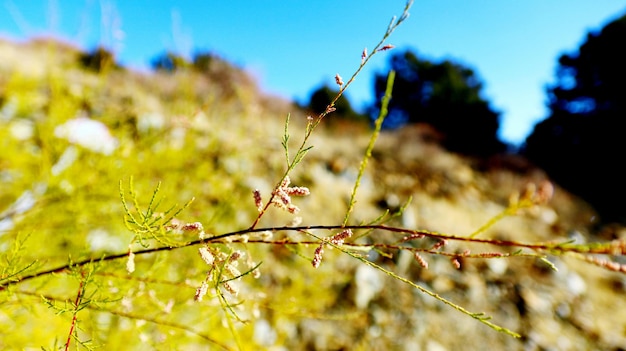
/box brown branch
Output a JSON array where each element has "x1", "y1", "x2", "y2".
[
  {"x1": 3, "y1": 224, "x2": 625, "y2": 290},
  {"x1": 64, "y1": 271, "x2": 86, "y2": 351}
]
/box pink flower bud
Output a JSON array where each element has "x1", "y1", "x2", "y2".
[
  {"x1": 335, "y1": 73, "x2": 344, "y2": 86},
  {"x1": 378, "y1": 44, "x2": 395, "y2": 52}
]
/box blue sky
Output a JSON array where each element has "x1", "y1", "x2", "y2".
[{"x1": 1, "y1": 1, "x2": 625, "y2": 145}]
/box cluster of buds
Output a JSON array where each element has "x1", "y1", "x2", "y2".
[
  {"x1": 257, "y1": 176, "x2": 310, "y2": 214},
  {"x1": 165, "y1": 219, "x2": 207, "y2": 239},
  {"x1": 401, "y1": 233, "x2": 425, "y2": 242},
  {"x1": 523, "y1": 180, "x2": 554, "y2": 205},
  {"x1": 127, "y1": 220, "x2": 207, "y2": 274},
  {"x1": 608, "y1": 239, "x2": 626, "y2": 256},
  {"x1": 312, "y1": 229, "x2": 353, "y2": 268},
  {"x1": 312, "y1": 245, "x2": 324, "y2": 269},
  {"x1": 584, "y1": 255, "x2": 626, "y2": 273},
  {"x1": 195, "y1": 246, "x2": 250, "y2": 301},
  {"x1": 475, "y1": 252, "x2": 506, "y2": 258},
  {"x1": 360, "y1": 43, "x2": 394, "y2": 64},
  {"x1": 411, "y1": 248, "x2": 508, "y2": 271},
  {"x1": 510, "y1": 180, "x2": 554, "y2": 208}
]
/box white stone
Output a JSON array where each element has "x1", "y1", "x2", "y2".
[
  {"x1": 54, "y1": 116, "x2": 118, "y2": 155},
  {"x1": 354, "y1": 264, "x2": 384, "y2": 309}
]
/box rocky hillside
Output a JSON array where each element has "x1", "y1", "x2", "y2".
[{"x1": 1, "y1": 38, "x2": 624, "y2": 350}]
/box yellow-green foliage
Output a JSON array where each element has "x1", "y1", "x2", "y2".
[{"x1": 0, "y1": 36, "x2": 291, "y2": 350}]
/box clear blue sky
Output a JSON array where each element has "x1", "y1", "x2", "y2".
[{"x1": 1, "y1": 1, "x2": 625, "y2": 145}]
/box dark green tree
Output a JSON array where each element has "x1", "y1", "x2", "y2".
[
  {"x1": 191, "y1": 51, "x2": 240, "y2": 81},
  {"x1": 192, "y1": 51, "x2": 217, "y2": 72},
  {"x1": 79, "y1": 46, "x2": 119, "y2": 72},
  {"x1": 372, "y1": 50, "x2": 505, "y2": 156},
  {"x1": 523, "y1": 13, "x2": 626, "y2": 223},
  {"x1": 307, "y1": 85, "x2": 366, "y2": 121},
  {"x1": 151, "y1": 51, "x2": 190, "y2": 72}
]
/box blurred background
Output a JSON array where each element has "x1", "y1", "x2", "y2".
[
  {"x1": 3, "y1": 0, "x2": 626, "y2": 223},
  {"x1": 0, "y1": 0, "x2": 624, "y2": 144}
]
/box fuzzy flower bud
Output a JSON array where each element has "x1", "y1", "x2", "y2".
[
  {"x1": 225, "y1": 264, "x2": 242, "y2": 279},
  {"x1": 223, "y1": 281, "x2": 239, "y2": 296},
  {"x1": 285, "y1": 186, "x2": 310, "y2": 196},
  {"x1": 253, "y1": 189, "x2": 263, "y2": 212},
  {"x1": 286, "y1": 204, "x2": 300, "y2": 214},
  {"x1": 312, "y1": 245, "x2": 324, "y2": 268},
  {"x1": 451, "y1": 258, "x2": 461, "y2": 269},
  {"x1": 182, "y1": 222, "x2": 203, "y2": 232},
  {"x1": 194, "y1": 281, "x2": 209, "y2": 302},
  {"x1": 330, "y1": 229, "x2": 352, "y2": 246},
  {"x1": 431, "y1": 239, "x2": 447, "y2": 251},
  {"x1": 335, "y1": 73, "x2": 344, "y2": 87},
  {"x1": 414, "y1": 252, "x2": 428, "y2": 269},
  {"x1": 479, "y1": 252, "x2": 505, "y2": 258},
  {"x1": 229, "y1": 250, "x2": 245, "y2": 262},
  {"x1": 402, "y1": 233, "x2": 425, "y2": 242},
  {"x1": 199, "y1": 246, "x2": 215, "y2": 265},
  {"x1": 126, "y1": 250, "x2": 135, "y2": 273},
  {"x1": 280, "y1": 176, "x2": 291, "y2": 188}
]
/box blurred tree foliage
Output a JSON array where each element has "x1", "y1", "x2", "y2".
[
  {"x1": 192, "y1": 51, "x2": 240, "y2": 80},
  {"x1": 151, "y1": 51, "x2": 191, "y2": 72},
  {"x1": 192, "y1": 52, "x2": 215, "y2": 71},
  {"x1": 192, "y1": 51, "x2": 220, "y2": 73},
  {"x1": 372, "y1": 50, "x2": 505, "y2": 156},
  {"x1": 307, "y1": 85, "x2": 367, "y2": 121},
  {"x1": 524, "y1": 13, "x2": 626, "y2": 224},
  {"x1": 79, "y1": 46, "x2": 120, "y2": 72}
]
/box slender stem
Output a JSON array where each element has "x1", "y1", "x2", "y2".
[
  {"x1": 64, "y1": 271, "x2": 85, "y2": 351},
  {"x1": 343, "y1": 70, "x2": 396, "y2": 225}
]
